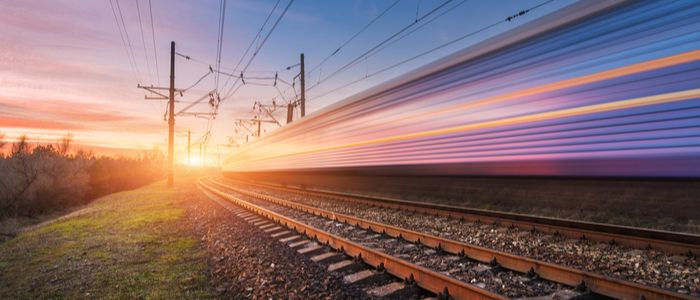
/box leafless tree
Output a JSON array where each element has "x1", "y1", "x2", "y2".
[
  {"x1": 58, "y1": 133, "x2": 73, "y2": 156},
  {"x1": 0, "y1": 136, "x2": 40, "y2": 218},
  {"x1": 0, "y1": 133, "x2": 164, "y2": 225}
]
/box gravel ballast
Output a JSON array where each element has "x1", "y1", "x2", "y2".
[
  {"x1": 208, "y1": 183, "x2": 573, "y2": 299},
  {"x1": 222, "y1": 179, "x2": 700, "y2": 297},
  {"x1": 187, "y1": 186, "x2": 367, "y2": 299}
]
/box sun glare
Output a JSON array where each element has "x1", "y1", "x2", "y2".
[{"x1": 188, "y1": 156, "x2": 200, "y2": 166}]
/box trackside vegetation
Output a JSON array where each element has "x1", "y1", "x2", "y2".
[{"x1": 0, "y1": 180, "x2": 214, "y2": 299}]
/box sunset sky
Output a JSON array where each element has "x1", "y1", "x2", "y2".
[{"x1": 0, "y1": 0, "x2": 573, "y2": 164}]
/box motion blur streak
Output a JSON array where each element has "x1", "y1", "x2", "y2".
[{"x1": 224, "y1": 0, "x2": 700, "y2": 177}]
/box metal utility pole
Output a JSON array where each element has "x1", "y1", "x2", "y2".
[
  {"x1": 138, "y1": 42, "x2": 179, "y2": 187},
  {"x1": 300, "y1": 53, "x2": 305, "y2": 118},
  {"x1": 235, "y1": 118, "x2": 276, "y2": 138},
  {"x1": 254, "y1": 101, "x2": 283, "y2": 127},
  {"x1": 167, "y1": 41, "x2": 175, "y2": 187},
  {"x1": 187, "y1": 130, "x2": 191, "y2": 164},
  {"x1": 217, "y1": 146, "x2": 221, "y2": 169},
  {"x1": 257, "y1": 119, "x2": 261, "y2": 137}
]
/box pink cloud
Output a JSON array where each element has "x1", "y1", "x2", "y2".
[{"x1": 0, "y1": 97, "x2": 162, "y2": 133}]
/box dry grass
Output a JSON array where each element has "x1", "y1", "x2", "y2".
[{"x1": 0, "y1": 179, "x2": 213, "y2": 299}]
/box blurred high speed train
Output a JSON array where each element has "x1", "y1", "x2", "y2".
[{"x1": 224, "y1": 0, "x2": 700, "y2": 178}]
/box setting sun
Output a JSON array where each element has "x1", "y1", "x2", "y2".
[{"x1": 188, "y1": 156, "x2": 200, "y2": 166}]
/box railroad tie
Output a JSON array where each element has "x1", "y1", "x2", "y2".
[
  {"x1": 288, "y1": 240, "x2": 310, "y2": 248},
  {"x1": 245, "y1": 216, "x2": 261, "y2": 222},
  {"x1": 252, "y1": 220, "x2": 269, "y2": 226},
  {"x1": 271, "y1": 231, "x2": 291, "y2": 238},
  {"x1": 343, "y1": 270, "x2": 375, "y2": 284},
  {"x1": 311, "y1": 252, "x2": 341, "y2": 262},
  {"x1": 263, "y1": 226, "x2": 283, "y2": 233},
  {"x1": 328, "y1": 260, "x2": 354, "y2": 272},
  {"x1": 259, "y1": 223, "x2": 276, "y2": 230},
  {"x1": 280, "y1": 235, "x2": 301, "y2": 243},
  {"x1": 366, "y1": 282, "x2": 406, "y2": 297},
  {"x1": 297, "y1": 243, "x2": 323, "y2": 255}
]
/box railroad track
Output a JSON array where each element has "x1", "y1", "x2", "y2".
[
  {"x1": 230, "y1": 179, "x2": 700, "y2": 256},
  {"x1": 199, "y1": 178, "x2": 499, "y2": 299},
  {"x1": 201, "y1": 178, "x2": 697, "y2": 299}
]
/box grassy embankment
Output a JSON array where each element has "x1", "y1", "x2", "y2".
[{"x1": 0, "y1": 179, "x2": 213, "y2": 299}]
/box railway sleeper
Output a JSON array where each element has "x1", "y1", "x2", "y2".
[{"x1": 200, "y1": 182, "x2": 437, "y2": 299}]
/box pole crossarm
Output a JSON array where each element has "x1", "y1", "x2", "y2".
[
  {"x1": 136, "y1": 84, "x2": 184, "y2": 91},
  {"x1": 253, "y1": 101, "x2": 284, "y2": 127},
  {"x1": 175, "y1": 90, "x2": 217, "y2": 115},
  {"x1": 235, "y1": 120, "x2": 256, "y2": 135},
  {"x1": 262, "y1": 108, "x2": 282, "y2": 127},
  {"x1": 236, "y1": 118, "x2": 277, "y2": 124},
  {"x1": 137, "y1": 85, "x2": 168, "y2": 100},
  {"x1": 177, "y1": 112, "x2": 217, "y2": 117}
]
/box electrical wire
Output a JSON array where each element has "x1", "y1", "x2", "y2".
[
  {"x1": 109, "y1": 0, "x2": 140, "y2": 83},
  {"x1": 219, "y1": 0, "x2": 282, "y2": 96},
  {"x1": 135, "y1": 0, "x2": 152, "y2": 83},
  {"x1": 176, "y1": 91, "x2": 215, "y2": 115},
  {"x1": 308, "y1": 0, "x2": 554, "y2": 102},
  {"x1": 348, "y1": 0, "x2": 469, "y2": 72},
  {"x1": 215, "y1": 0, "x2": 227, "y2": 90},
  {"x1": 305, "y1": 0, "x2": 402, "y2": 76},
  {"x1": 221, "y1": 0, "x2": 295, "y2": 101},
  {"x1": 148, "y1": 0, "x2": 160, "y2": 84},
  {"x1": 305, "y1": 0, "x2": 471, "y2": 99},
  {"x1": 182, "y1": 70, "x2": 214, "y2": 92},
  {"x1": 307, "y1": 0, "x2": 454, "y2": 92},
  {"x1": 114, "y1": 0, "x2": 143, "y2": 82}
]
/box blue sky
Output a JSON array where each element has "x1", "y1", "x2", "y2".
[{"x1": 0, "y1": 0, "x2": 576, "y2": 161}]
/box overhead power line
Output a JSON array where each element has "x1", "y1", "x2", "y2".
[
  {"x1": 135, "y1": 0, "x2": 152, "y2": 83},
  {"x1": 221, "y1": 0, "x2": 295, "y2": 101},
  {"x1": 308, "y1": 0, "x2": 555, "y2": 102},
  {"x1": 109, "y1": 0, "x2": 140, "y2": 83},
  {"x1": 215, "y1": 0, "x2": 227, "y2": 90},
  {"x1": 307, "y1": 0, "x2": 454, "y2": 92},
  {"x1": 353, "y1": 0, "x2": 469, "y2": 70},
  {"x1": 182, "y1": 70, "x2": 214, "y2": 92},
  {"x1": 114, "y1": 0, "x2": 143, "y2": 82},
  {"x1": 176, "y1": 50, "x2": 292, "y2": 75},
  {"x1": 305, "y1": 0, "x2": 402, "y2": 76},
  {"x1": 148, "y1": 0, "x2": 160, "y2": 84},
  {"x1": 279, "y1": 0, "x2": 468, "y2": 104},
  {"x1": 219, "y1": 0, "x2": 282, "y2": 96}
]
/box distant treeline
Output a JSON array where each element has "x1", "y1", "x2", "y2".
[{"x1": 0, "y1": 134, "x2": 165, "y2": 219}]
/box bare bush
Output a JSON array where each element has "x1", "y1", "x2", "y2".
[{"x1": 0, "y1": 134, "x2": 164, "y2": 222}]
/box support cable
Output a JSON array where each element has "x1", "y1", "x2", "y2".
[{"x1": 308, "y1": 0, "x2": 554, "y2": 102}]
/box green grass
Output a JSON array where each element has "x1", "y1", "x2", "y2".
[{"x1": 0, "y1": 180, "x2": 213, "y2": 299}]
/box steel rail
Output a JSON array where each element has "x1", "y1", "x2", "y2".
[
  {"x1": 198, "y1": 178, "x2": 504, "y2": 300},
  {"x1": 232, "y1": 178, "x2": 700, "y2": 255},
  {"x1": 209, "y1": 178, "x2": 694, "y2": 300}
]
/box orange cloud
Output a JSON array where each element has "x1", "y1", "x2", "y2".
[
  {"x1": 0, "y1": 97, "x2": 161, "y2": 131},
  {"x1": 0, "y1": 115, "x2": 81, "y2": 131}
]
